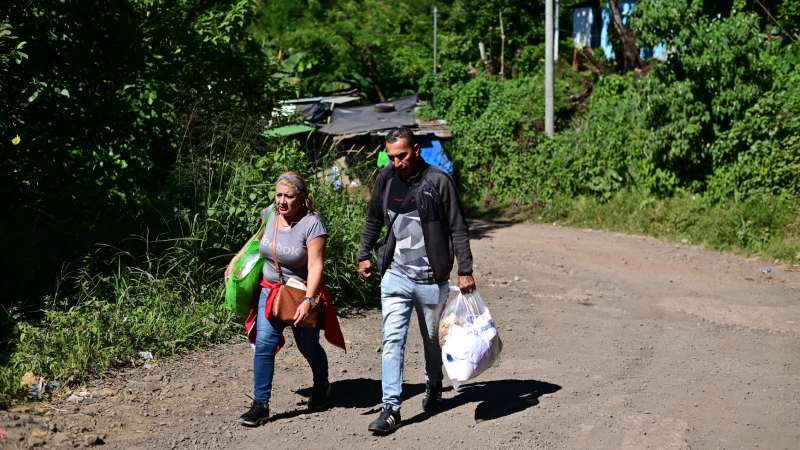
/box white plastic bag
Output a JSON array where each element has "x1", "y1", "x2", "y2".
[{"x1": 439, "y1": 289, "x2": 502, "y2": 387}]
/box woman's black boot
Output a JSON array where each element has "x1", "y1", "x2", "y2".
[{"x1": 239, "y1": 400, "x2": 270, "y2": 427}]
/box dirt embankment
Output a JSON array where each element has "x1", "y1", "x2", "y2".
[{"x1": 2, "y1": 222, "x2": 799, "y2": 449}]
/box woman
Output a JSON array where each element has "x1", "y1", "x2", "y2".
[{"x1": 226, "y1": 172, "x2": 345, "y2": 427}]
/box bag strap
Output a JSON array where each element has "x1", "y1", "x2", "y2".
[
  {"x1": 270, "y1": 213, "x2": 285, "y2": 284},
  {"x1": 251, "y1": 207, "x2": 273, "y2": 242}
]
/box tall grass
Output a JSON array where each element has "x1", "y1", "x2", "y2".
[
  {"x1": 1, "y1": 126, "x2": 373, "y2": 406},
  {"x1": 530, "y1": 190, "x2": 800, "y2": 264},
  {"x1": 0, "y1": 242, "x2": 239, "y2": 403}
]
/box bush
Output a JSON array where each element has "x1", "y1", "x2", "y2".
[
  {"x1": 0, "y1": 242, "x2": 239, "y2": 404},
  {"x1": 532, "y1": 75, "x2": 656, "y2": 199},
  {"x1": 418, "y1": 6, "x2": 800, "y2": 276},
  {"x1": 635, "y1": 4, "x2": 798, "y2": 196},
  {"x1": 418, "y1": 61, "x2": 472, "y2": 118},
  {"x1": 425, "y1": 7, "x2": 800, "y2": 207},
  {"x1": 0, "y1": 136, "x2": 372, "y2": 406},
  {"x1": 1, "y1": 0, "x2": 280, "y2": 316},
  {"x1": 706, "y1": 66, "x2": 800, "y2": 200},
  {"x1": 439, "y1": 72, "x2": 581, "y2": 206}
]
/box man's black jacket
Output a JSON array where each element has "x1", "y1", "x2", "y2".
[{"x1": 357, "y1": 163, "x2": 473, "y2": 283}]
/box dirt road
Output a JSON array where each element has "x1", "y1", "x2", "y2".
[{"x1": 3, "y1": 222, "x2": 800, "y2": 449}]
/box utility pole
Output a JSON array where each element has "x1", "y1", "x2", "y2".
[
  {"x1": 545, "y1": 0, "x2": 554, "y2": 136},
  {"x1": 499, "y1": 10, "x2": 506, "y2": 78},
  {"x1": 433, "y1": 5, "x2": 438, "y2": 75},
  {"x1": 554, "y1": 0, "x2": 560, "y2": 61}
]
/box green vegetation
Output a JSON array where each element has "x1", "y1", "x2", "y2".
[
  {"x1": 420, "y1": 1, "x2": 799, "y2": 262},
  {"x1": 2, "y1": 0, "x2": 279, "y2": 308},
  {"x1": 2, "y1": 0, "x2": 799, "y2": 405},
  {"x1": 1, "y1": 1, "x2": 371, "y2": 405},
  {"x1": 0, "y1": 133, "x2": 371, "y2": 403},
  {"x1": 536, "y1": 192, "x2": 800, "y2": 264},
  {"x1": 253, "y1": 0, "x2": 551, "y2": 99}
]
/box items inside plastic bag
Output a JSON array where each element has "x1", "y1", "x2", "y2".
[
  {"x1": 237, "y1": 250, "x2": 261, "y2": 279},
  {"x1": 439, "y1": 289, "x2": 502, "y2": 387}
]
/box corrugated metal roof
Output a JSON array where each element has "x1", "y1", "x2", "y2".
[
  {"x1": 414, "y1": 118, "x2": 452, "y2": 139},
  {"x1": 280, "y1": 96, "x2": 361, "y2": 105},
  {"x1": 318, "y1": 95, "x2": 418, "y2": 136}
]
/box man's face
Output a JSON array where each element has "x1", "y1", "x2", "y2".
[{"x1": 386, "y1": 137, "x2": 421, "y2": 178}]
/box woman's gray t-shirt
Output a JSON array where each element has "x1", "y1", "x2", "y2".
[{"x1": 259, "y1": 206, "x2": 328, "y2": 284}]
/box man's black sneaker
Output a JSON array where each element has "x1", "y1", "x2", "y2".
[
  {"x1": 238, "y1": 400, "x2": 269, "y2": 427},
  {"x1": 367, "y1": 406, "x2": 401, "y2": 434},
  {"x1": 422, "y1": 381, "x2": 442, "y2": 413},
  {"x1": 308, "y1": 381, "x2": 331, "y2": 411}
]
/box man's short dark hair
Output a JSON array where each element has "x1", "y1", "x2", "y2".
[{"x1": 385, "y1": 127, "x2": 415, "y2": 145}]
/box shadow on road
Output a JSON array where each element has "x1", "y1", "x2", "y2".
[
  {"x1": 468, "y1": 219, "x2": 516, "y2": 240},
  {"x1": 270, "y1": 377, "x2": 558, "y2": 425},
  {"x1": 403, "y1": 378, "x2": 561, "y2": 426},
  {"x1": 269, "y1": 378, "x2": 425, "y2": 421}
]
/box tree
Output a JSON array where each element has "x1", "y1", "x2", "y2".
[
  {"x1": 0, "y1": 0, "x2": 278, "y2": 310},
  {"x1": 608, "y1": 0, "x2": 642, "y2": 72}
]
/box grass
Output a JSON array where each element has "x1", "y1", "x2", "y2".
[
  {"x1": 0, "y1": 251, "x2": 239, "y2": 405},
  {"x1": 0, "y1": 143, "x2": 376, "y2": 407},
  {"x1": 525, "y1": 190, "x2": 800, "y2": 265},
  {"x1": 0, "y1": 189, "x2": 373, "y2": 406}
]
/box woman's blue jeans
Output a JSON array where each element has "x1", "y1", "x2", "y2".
[
  {"x1": 380, "y1": 268, "x2": 449, "y2": 410},
  {"x1": 253, "y1": 287, "x2": 328, "y2": 404}
]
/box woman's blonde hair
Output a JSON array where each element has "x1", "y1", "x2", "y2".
[{"x1": 275, "y1": 171, "x2": 314, "y2": 213}]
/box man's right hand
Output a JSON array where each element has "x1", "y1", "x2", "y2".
[{"x1": 358, "y1": 259, "x2": 373, "y2": 278}]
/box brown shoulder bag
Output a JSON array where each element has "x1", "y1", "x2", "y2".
[{"x1": 269, "y1": 216, "x2": 320, "y2": 327}]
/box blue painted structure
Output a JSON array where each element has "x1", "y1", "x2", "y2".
[
  {"x1": 600, "y1": 1, "x2": 667, "y2": 61},
  {"x1": 573, "y1": 6, "x2": 602, "y2": 49},
  {"x1": 571, "y1": 1, "x2": 667, "y2": 61}
]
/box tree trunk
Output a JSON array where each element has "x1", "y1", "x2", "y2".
[{"x1": 608, "y1": 0, "x2": 641, "y2": 72}]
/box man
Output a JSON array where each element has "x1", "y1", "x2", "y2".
[{"x1": 358, "y1": 127, "x2": 476, "y2": 434}]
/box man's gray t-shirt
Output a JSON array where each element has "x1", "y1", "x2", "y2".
[
  {"x1": 388, "y1": 208, "x2": 434, "y2": 283},
  {"x1": 385, "y1": 174, "x2": 434, "y2": 283},
  {"x1": 259, "y1": 206, "x2": 328, "y2": 284}
]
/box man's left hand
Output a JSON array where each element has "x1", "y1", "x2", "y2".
[{"x1": 458, "y1": 275, "x2": 476, "y2": 294}]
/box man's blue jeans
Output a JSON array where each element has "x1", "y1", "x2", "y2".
[
  {"x1": 380, "y1": 268, "x2": 449, "y2": 409},
  {"x1": 253, "y1": 287, "x2": 328, "y2": 403}
]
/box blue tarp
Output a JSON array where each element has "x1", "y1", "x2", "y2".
[{"x1": 419, "y1": 136, "x2": 454, "y2": 176}]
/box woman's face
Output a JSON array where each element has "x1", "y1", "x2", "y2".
[{"x1": 275, "y1": 182, "x2": 302, "y2": 217}]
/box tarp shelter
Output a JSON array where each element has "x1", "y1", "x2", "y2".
[
  {"x1": 319, "y1": 95, "x2": 418, "y2": 136},
  {"x1": 315, "y1": 94, "x2": 455, "y2": 175},
  {"x1": 268, "y1": 92, "x2": 456, "y2": 177},
  {"x1": 277, "y1": 95, "x2": 361, "y2": 123}
]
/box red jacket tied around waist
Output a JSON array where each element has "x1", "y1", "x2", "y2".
[{"x1": 245, "y1": 279, "x2": 346, "y2": 353}]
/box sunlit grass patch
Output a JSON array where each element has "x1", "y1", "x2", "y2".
[{"x1": 532, "y1": 191, "x2": 800, "y2": 265}]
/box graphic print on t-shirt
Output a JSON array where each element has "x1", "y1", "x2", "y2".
[
  {"x1": 258, "y1": 207, "x2": 328, "y2": 283},
  {"x1": 387, "y1": 175, "x2": 433, "y2": 282}
]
